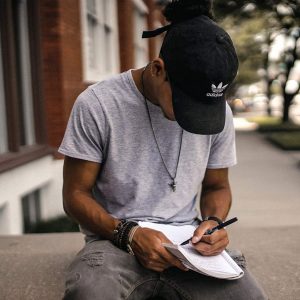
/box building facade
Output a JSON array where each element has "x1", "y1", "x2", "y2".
[{"x1": 0, "y1": 0, "x2": 165, "y2": 234}]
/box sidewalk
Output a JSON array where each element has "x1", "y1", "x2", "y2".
[{"x1": 227, "y1": 130, "x2": 300, "y2": 300}]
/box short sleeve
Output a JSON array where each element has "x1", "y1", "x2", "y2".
[
  {"x1": 58, "y1": 88, "x2": 108, "y2": 163},
  {"x1": 207, "y1": 104, "x2": 237, "y2": 169}
]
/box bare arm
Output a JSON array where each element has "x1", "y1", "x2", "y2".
[
  {"x1": 200, "y1": 168, "x2": 232, "y2": 220},
  {"x1": 192, "y1": 168, "x2": 232, "y2": 255},
  {"x1": 62, "y1": 156, "x2": 186, "y2": 272},
  {"x1": 62, "y1": 156, "x2": 118, "y2": 240}
]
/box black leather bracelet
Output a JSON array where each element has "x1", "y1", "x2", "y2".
[
  {"x1": 113, "y1": 219, "x2": 138, "y2": 253},
  {"x1": 203, "y1": 216, "x2": 223, "y2": 225},
  {"x1": 113, "y1": 219, "x2": 127, "y2": 247}
]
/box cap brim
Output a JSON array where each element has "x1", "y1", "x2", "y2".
[{"x1": 171, "y1": 82, "x2": 226, "y2": 135}]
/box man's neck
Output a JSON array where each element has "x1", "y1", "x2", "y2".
[{"x1": 131, "y1": 67, "x2": 158, "y2": 106}]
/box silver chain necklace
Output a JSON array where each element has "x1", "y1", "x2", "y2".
[{"x1": 141, "y1": 67, "x2": 183, "y2": 192}]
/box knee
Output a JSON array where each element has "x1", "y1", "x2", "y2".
[
  {"x1": 63, "y1": 272, "x2": 96, "y2": 300},
  {"x1": 63, "y1": 272, "x2": 82, "y2": 300},
  {"x1": 239, "y1": 272, "x2": 268, "y2": 300},
  {"x1": 250, "y1": 287, "x2": 268, "y2": 300},
  {"x1": 63, "y1": 270, "x2": 123, "y2": 300}
]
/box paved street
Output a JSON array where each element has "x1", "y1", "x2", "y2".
[{"x1": 227, "y1": 129, "x2": 300, "y2": 300}]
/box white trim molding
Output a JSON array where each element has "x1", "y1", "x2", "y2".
[
  {"x1": 80, "y1": 0, "x2": 120, "y2": 83},
  {"x1": 133, "y1": 0, "x2": 149, "y2": 14}
]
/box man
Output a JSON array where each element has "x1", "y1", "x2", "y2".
[{"x1": 59, "y1": 2, "x2": 267, "y2": 299}]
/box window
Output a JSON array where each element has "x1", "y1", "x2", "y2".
[
  {"x1": 0, "y1": 204, "x2": 8, "y2": 234},
  {"x1": 81, "y1": 0, "x2": 120, "y2": 82},
  {"x1": 0, "y1": 0, "x2": 49, "y2": 173},
  {"x1": 0, "y1": 31, "x2": 8, "y2": 154},
  {"x1": 14, "y1": 0, "x2": 35, "y2": 146},
  {"x1": 22, "y1": 189, "x2": 41, "y2": 233},
  {"x1": 133, "y1": 0, "x2": 149, "y2": 68}
]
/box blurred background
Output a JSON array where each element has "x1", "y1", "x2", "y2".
[{"x1": 0, "y1": 0, "x2": 299, "y2": 236}]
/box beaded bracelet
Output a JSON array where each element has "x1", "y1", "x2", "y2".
[
  {"x1": 113, "y1": 219, "x2": 138, "y2": 254},
  {"x1": 113, "y1": 219, "x2": 127, "y2": 247}
]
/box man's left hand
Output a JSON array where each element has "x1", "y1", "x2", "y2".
[{"x1": 191, "y1": 220, "x2": 229, "y2": 256}]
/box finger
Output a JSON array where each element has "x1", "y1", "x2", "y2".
[
  {"x1": 143, "y1": 260, "x2": 167, "y2": 272},
  {"x1": 143, "y1": 262, "x2": 166, "y2": 273},
  {"x1": 201, "y1": 229, "x2": 227, "y2": 245},
  {"x1": 192, "y1": 237, "x2": 229, "y2": 256},
  {"x1": 154, "y1": 233, "x2": 189, "y2": 271},
  {"x1": 192, "y1": 221, "x2": 216, "y2": 243},
  {"x1": 195, "y1": 239, "x2": 228, "y2": 256},
  {"x1": 159, "y1": 248, "x2": 189, "y2": 271},
  {"x1": 160, "y1": 252, "x2": 188, "y2": 271},
  {"x1": 134, "y1": 249, "x2": 168, "y2": 270}
]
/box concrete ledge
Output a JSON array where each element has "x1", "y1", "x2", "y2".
[
  {"x1": 228, "y1": 226, "x2": 300, "y2": 300},
  {"x1": 0, "y1": 233, "x2": 84, "y2": 300},
  {"x1": 0, "y1": 229, "x2": 299, "y2": 300}
]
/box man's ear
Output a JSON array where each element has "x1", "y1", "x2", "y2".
[{"x1": 151, "y1": 58, "x2": 167, "y2": 79}]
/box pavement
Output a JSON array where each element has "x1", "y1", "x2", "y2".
[
  {"x1": 0, "y1": 125, "x2": 299, "y2": 300},
  {"x1": 0, "y1": 233, "x2": 84, "y2": 300},
  {"x1": 227, "y1": 128, "x2": 300, "y2": 300}
]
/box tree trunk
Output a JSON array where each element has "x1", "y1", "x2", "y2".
[
  {"x1": 282, "y1": 93, "x2": 294, "y2": 123},
  {"x1": 266, "y1": 79, "x2": 272, "y2": 116}
]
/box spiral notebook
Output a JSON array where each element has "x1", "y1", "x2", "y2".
[{"x1": 139, "y1": 221, "x2": 244, "y2": 280}]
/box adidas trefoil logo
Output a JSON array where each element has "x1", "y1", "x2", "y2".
[
  {"x1": 207, "y1": 82, "x2": 228, "y2": 98},
  {"x1": 212, "y1": 83, "x2": 228, "y2": 93}
]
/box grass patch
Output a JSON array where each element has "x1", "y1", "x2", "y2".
[
  {"x1": 267, "y1": 132, "x2": 300, "y2": 150},
  {"x1": 247, "y1": 116, "x2": 300, "y2": 132},
  {"x1": 247, "y1": 116, "x2": 281, "y2": 126}
]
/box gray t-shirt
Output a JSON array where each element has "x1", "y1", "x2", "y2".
[{"x1": 59, "y1": 70, "x2": 236, "y2": 233}]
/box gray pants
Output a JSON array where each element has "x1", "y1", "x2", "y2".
[{"x1": 63, "y1": 240, "x2": 268, "y2": 300}]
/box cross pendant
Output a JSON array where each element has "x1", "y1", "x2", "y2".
[{"x1": 169, "y1": 180, "x2": 177, "y2": 192}]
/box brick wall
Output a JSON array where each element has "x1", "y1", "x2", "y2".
[
  {"x1": 40, "y1": 0, "x2": 161, "y2": 151},
  {"x1": 40, "y1": 0, "x2": 87, "y2": 151},
  {"x1": 144, "y1": 0, "x2": 157, "y2": 60},
  {"x1": 118, "y1": 0, "x2": 135, "y2": 72}
]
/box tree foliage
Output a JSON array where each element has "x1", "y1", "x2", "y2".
[
  {"x1": 214, "y1": 0, "x2": 300, "y2": 19},
  {"x1": 213, "y1": 1, "x2": 300, "y2": 123},
  {"x1": 210, "y1": 2, "x2": 270, "y2": 89},
  {"x1": 218, "y1": 12, "x2": 268, "y2": 85}
]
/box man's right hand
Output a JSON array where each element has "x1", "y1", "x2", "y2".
[{"x1": 131, "y1": 227, "x2": 189, "y2": 273}]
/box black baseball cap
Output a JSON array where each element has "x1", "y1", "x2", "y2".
[{"x1": 143, "y1": 15, "x2": 239, "y2": 135}]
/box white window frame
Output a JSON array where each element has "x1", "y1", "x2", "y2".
[
  {"x1": 0, "y1": 204, "x2": 9, "y2": 234},
  {"x1": 17, "y1": 0, "x2": 35, "y2": 146},
  {"x1": 80, "y1": 0, "x2": 120, "y2": 83},
  {"x1": 22, "y1": 189, "x2": 41, "y2": 233},
  {"x1": 133, "y1": 0, "x2": 149, "y2": 68},
  {"x1": 0, "y1": 30, "x2": 8, "y2": 154}
]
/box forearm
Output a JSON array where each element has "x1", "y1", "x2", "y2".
[
  {"x1": 200, "y1": 185, "x2": 232, "y2": 221},
  {"x1": 63, "y1": 190, "x2": 119, "y2": 241}
]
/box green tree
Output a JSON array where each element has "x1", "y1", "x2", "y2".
[{"x1": 214, "y1": 0, "x2": 300, "y2": 122}]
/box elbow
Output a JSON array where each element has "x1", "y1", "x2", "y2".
[
  {"x1": 63, "y1": 198, "x2": 71, "y2": 217},
  {"x1": 62, "y1": 186, "x2": 73, "y2": 217},
  {"x1": 62, "y1": 198, "x2": 71, "y2": 220}
]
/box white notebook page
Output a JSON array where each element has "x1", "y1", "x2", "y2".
[
  {"x1": 137, "y1": 221, "x2": 244, "y2": 279},
  {"x1": 181, "y1": 245, "x2": 238, "y2": 275},
  {"x1": 138, "y1": 221, "x2": 196, "y2": 244}
]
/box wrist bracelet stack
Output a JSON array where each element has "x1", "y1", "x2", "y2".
[{"x1": 113, "y1": 219, "x2": 139, "y2": 255}]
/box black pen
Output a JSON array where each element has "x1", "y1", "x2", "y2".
[{"x1": 180, "y1": 217, "x2": 238, "y2": 245}]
